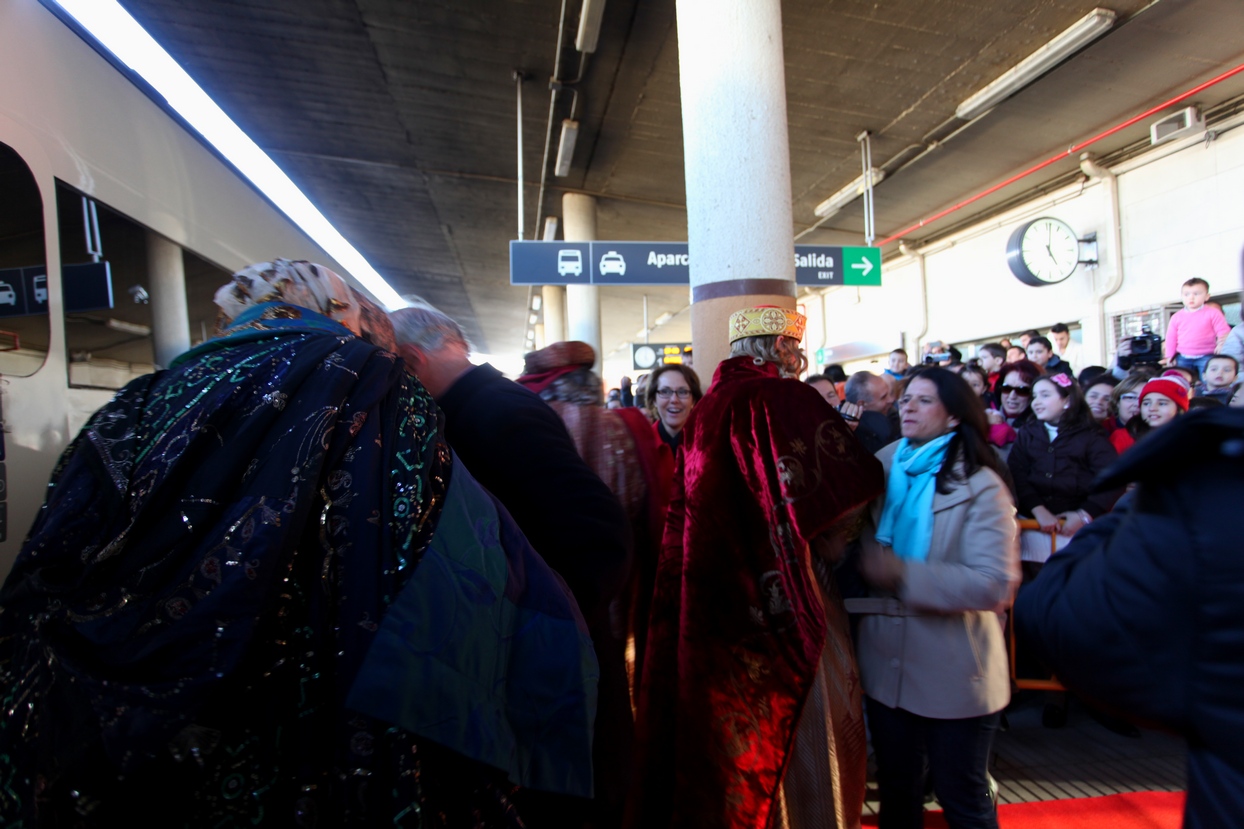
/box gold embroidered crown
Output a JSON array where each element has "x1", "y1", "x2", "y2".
[{"x1": 728, "y1": 305, "x2": 806, "y2": 343}]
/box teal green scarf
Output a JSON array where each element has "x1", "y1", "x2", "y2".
[{"x1": 875, "y1": 433, "x2": 954, "y2": 561}]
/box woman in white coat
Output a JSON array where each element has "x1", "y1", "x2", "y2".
[{"x1": 855, "y1": 368, "x2": 1020, "y2": 829}]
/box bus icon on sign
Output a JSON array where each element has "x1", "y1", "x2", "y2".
[
  {"x1": 33, "y1": 275, "x2": 47, "y2": 304},
  {"x1": 557, "y1": 249, "x2": 583, "y2": 277}
]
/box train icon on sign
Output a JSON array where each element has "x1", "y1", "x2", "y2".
[
  {"x1": 599, "y1": 251, "x2": 626, "y2": 276},
  {"x1": 557, "y1": 249, "x2": 583, "y2": 277}
]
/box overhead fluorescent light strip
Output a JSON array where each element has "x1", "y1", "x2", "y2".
[
  {"x1": 575, "y1": 0, "x2": 607, "y2": 54},
  {"x1": 813, "y1": 167, "x2": 886, "y2": 219},
  {"x1": 554, "y1": 120, "x2": 580, "y2": 177},
  {"x1": 955, "y1": 8, "x2": 1116, "y2": 122},
  {"x1": 50, "y1": 0, "x2": 407, "y2": 310}
]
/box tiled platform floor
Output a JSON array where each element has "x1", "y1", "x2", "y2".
[{"x1": 863, "y1": 692, "x2": 1185, "y2": 815}]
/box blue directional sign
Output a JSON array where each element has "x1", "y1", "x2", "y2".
[
  {"x1": 0, "y1": 267, "x2": 38, "y2": 318},
  {"x1": 509, "y1": 241, "x2": 592, "y2": 286},
  {"x1": 0, "y1": 262, "x2": 114, "y2": 317},
  {"x1": 63, "y1": 261, "x2": 114, "y2": 313},
  {"x1": 511, "y1": 241, "x2": 881, "y2": 286},
  {"x1": 593, "y1": 242, "x2": 691, "y2": 285}
]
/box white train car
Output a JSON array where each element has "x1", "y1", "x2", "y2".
[{"x1": 0, "y1": 1, "x2": 353, "y2": 575}]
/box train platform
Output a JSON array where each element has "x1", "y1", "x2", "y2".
[{"x1": 863, "y1": 690, "x2": 1185, "y2": 816}]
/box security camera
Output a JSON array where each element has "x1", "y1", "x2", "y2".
[{"x1": 128, "y1": 285, "x2": 149, "y2": 304}]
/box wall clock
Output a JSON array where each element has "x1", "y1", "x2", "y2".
[{"x1": 1006, "y1": 217, "x2": 1081, "y2": 286}]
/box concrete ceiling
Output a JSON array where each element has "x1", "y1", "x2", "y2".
[{"x1": 109, "y1": 0, "x2": 1244, "y2": 361}]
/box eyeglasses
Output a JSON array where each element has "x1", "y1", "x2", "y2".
[
  {"x1": 655, "y1": 388, "x2": 692, "y2": 400},
  {"x1": 999, "y1": 385, "x2": 1032, "y2": 397},
  {"x1": 1119, "y1": 393, "x2": 1140, "y2": 402}
]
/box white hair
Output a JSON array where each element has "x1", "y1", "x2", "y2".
[
  {"x1": 389, "y1": 303, "x2": 470, "y2": 353},
  {"x1": 729, "y1": 335, "x2": 807, "y2": 378}
]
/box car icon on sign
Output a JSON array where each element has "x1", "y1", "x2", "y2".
[
  {"x1": 33, "y1": 275, "x2": 47, "y2": 304},
  {"x1": 0, "y1": 282, "x2": 15, "y2": 306},
  {"x1": 557, "y1": 249, "x2": 583, "y2": 277},
  {"x1": 599, "y1": 251, "x2": 626, "y2": 276}
]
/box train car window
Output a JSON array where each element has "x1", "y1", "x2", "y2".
[
  {"x1": 0, "y1": 142, "x2": 50, "y2": 377},
  {"x1": 184, "y1": 250, "x2": 232, "y2": 348},
  {"x1": 57, "y1": 182, "x2": 156, "y2": 389}
]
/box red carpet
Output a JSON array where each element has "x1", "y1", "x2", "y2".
[{"x1": 862, "y1": 790, "x2": 1185, "y2": 828}]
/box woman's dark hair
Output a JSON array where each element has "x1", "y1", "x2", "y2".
[
  {"x1": 1078, "y1": 366, "x2": 1112, "y2": 388},
  {"x1": 824, "y1": 363, "x2": 848, "y2": 383},
  {"x1": 960, "y1": 364, "x2": 989, "y2": 396},
  {"x1": 646, "y1": 364, "x2": 704, "y2": 418},
  {"x1": 1189, "y1": 396, "x2": 1225, "y2": 411},
  {"x1": 901, "y1": 367, "x2": 1009, "y2": 494},
  {"x1": 1032, "y1": 374, "x2": 1097, "y2": 431}
]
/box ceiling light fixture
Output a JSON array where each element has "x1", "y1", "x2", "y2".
[
  {"x1": 575, "y1": 0, "x2": 607, "y2": 53},
  {"x1": 813, "y1": 167, "x2": 886, "y2": 219},
  {"x1": 542, "y1": 216, "x2": 560, "y2": 240},
  {"x1": 529, "y1": 313, "x2": 540, "y2": 324},
  {"x1": 955, "y1": 8, "x2": 1116, "y2": 121},
  {"x1": 532, "y1": 295, "x2": 542, "y2": 311},
  {"x1": 654, "y1": 311, "x2": 674, "y2": 326},
  {"x1": 554, "y1": 120, "x2": 580, "y2": 177},
  {"x1": 106, "y1": 318, "x2": 152, "y2": 336},
  {"x1": 49, "y1": 0, "x2": 407, "y2": 310}
]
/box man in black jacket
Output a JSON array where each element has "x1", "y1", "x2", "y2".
[
  {"x1": 390, "y1": 305, "x2": 632, "y2": 825},
  {"x1": 1015, "y1": 406, "x2": 1244, "y2": 829}
]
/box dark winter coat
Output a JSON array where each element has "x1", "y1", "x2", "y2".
[
  {"x1": 1015, "y1": 407, "x2": 1244, "y2": 829},
  {"x1": 437, "y1": 363, "x2": 632, "y2": 620},
  {"x1": 1007, "y1": 417, "x2": 1121, "y2": 518}
]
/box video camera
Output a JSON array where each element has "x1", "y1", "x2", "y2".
[{"x1": 1127, "y1": 325, "x2": 1163, "y2": 365}]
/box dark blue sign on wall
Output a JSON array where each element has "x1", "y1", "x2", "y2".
[
  {"x1": 0, "y1": 262, "x2": 114, "y2": 317},
  {"x1": 0, "y1": 267, "x2": 44, "y2": 318},
  {"x1": 511, "y1": 241, "x2": 881, "y2": 286},
  {"x1": 63, "y1": 262, "x2": 114, "y2": 313}
]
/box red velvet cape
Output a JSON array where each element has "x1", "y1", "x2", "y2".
[{"x1": 628, "y1": 357, "x2": 884, "y2": 828}]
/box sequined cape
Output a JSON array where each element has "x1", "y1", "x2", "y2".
[
  {"x1": 627, "y1": 357, "x2": 885, "y2": 829},
  {"x1": 0, "y1": 303, "x2": 594, "y2": 827}
]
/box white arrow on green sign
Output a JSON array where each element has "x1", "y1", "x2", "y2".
[{"x1": 842, "y1": 247, "x2": 881, "y2": 286}]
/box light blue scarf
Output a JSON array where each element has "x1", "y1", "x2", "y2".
[{"x1": 875, "y1": 433, "x2": 955, "y2": 562}]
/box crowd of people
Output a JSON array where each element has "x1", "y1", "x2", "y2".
[{"x1": 0, "y1": 260, "x2": 1240, "y2": 828}]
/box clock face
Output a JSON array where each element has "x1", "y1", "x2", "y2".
[
  {"x1": 1007, "y1": 218, "x2": 1080, "y2": 286},
  {"x1": 634, "y1": 345, "x2": 657, "y2": 369}
]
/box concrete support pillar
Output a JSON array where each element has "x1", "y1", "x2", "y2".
[
  {"x1": 542, "y1": 285, "x2": 567, "y2": 343},
  {"x1": 146, "y1": 231, "x2": 190, "y2": 368},
  {"x1": 563, "y1": 193, "x2": 601, "y2": 368},
  {"x1": 677, "y1": 0, "x2": 798, "y2": 384}
]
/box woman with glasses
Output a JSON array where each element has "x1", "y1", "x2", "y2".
[
  {"x1": 985, "y1": 359, "x2": 1041, "y2": 461},
  {"x1": 647, "y1": 364, "x2": 703, "y2": 452},
  {"x1": 1108, "y1": 372, "x2": 1152, "y2": 454}
]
